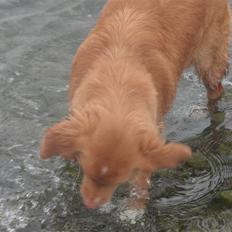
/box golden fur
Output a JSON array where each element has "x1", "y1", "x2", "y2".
[{"x1": 40, "y1": 0, "x2": 230, "y2": 209}]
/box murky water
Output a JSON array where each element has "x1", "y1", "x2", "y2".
[{"x1": 0, "y1": 1, "x2": 232, "y2": 231}]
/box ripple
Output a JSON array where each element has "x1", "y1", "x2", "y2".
[
  {"x1": 223, "y1": 79, "x2": 232, "y2": 87},
  {"x1": 153, "y1": 129, "x2": 232, "y2": 224}
]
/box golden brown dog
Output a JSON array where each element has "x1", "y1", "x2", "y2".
[{"x1": 40, "y1": 0, "x2": 230, "y2": 209}]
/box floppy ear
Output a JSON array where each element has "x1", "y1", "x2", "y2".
[
  {"x1": 147, "y1": 143, "x2": 192, "y2": 170},
  {"x1": 139, "y1": 130, "x2": 191, "y2": 171},
  {"x1": 40, "y1": 107, "x2": 101, "y2": 160},
  {"x1": 40, "y1": 119, "x2": 80, "y2": 160}
]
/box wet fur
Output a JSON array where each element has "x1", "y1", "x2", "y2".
[{"x1": 40, "y1": 0, "x2": 230, "y2": 209}]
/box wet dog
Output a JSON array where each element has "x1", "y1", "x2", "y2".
[{"x1": 40, "y1": 0, "x2": 230, "y2": 209}]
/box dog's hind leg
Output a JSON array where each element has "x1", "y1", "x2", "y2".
[{"x1": 194, "y1": 4, "x2": 230, "y2": 103}]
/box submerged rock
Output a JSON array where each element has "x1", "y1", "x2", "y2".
[
  {"x1": 185, "y1": 151, "x2": 209, "y2": 170},
  {"x1": 215, "y1": 191, "x2": 232, "y2": 207}
]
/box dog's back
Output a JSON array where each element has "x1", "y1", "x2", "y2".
[{"x1": 70, "y1": 0, "x2": 230, "y2": 112}]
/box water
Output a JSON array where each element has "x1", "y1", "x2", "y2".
[{"x1": 0, "y1": 0, "x2": 232, "y2": 231}]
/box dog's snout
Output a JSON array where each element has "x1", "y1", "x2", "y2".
[{"x1": 83, "y1": 196, "x2": 105, "y2": 209}]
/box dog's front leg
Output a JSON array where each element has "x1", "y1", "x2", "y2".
[{"x1": 128, "y1": 171, "x2": 152, "y2": 209}]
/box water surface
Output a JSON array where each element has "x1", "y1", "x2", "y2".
[{"x1": 0, "y1": 1, "x2": 232, "y2": 231}]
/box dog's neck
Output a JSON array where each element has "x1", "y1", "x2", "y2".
[{"x1": 72, "y1": 54, "x2": 163, "y2": 123}]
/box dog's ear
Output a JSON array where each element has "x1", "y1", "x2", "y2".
[
  {"x1": 139, "y1": 131, "x2": 191, "y2": 171},
  {"x1": 146, "y1": 143, "x2": 192, "y2": 170},
  {"x1": 40, "y1": 108, "x2": 99, "y2": 160},
  {"x1": 40, "y1": 119, "x2": 80, "y2": 160}
]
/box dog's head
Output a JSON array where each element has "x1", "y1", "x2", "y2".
[{"x1": 40, "y1": 108, "x2": 191, "y2": 208}]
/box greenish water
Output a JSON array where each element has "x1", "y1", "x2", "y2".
[{"x1": 0, "y1": 1, "x2": 232, "y2": 231}]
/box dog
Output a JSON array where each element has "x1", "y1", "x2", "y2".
[{"x1": 40, "y1": 0, "x2": 230, "y2": 209}]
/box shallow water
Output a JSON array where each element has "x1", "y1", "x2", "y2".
[{"x1": 0, "y1": 1, "x2": 232, "y2": 231}]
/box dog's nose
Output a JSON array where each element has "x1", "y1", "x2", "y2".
[
  {"x1": 84, "y1": 197, "x2": 101, "y2": 209},
  {"x1": 84, "y1": 200, "x2": 97, "y2": 209}
]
